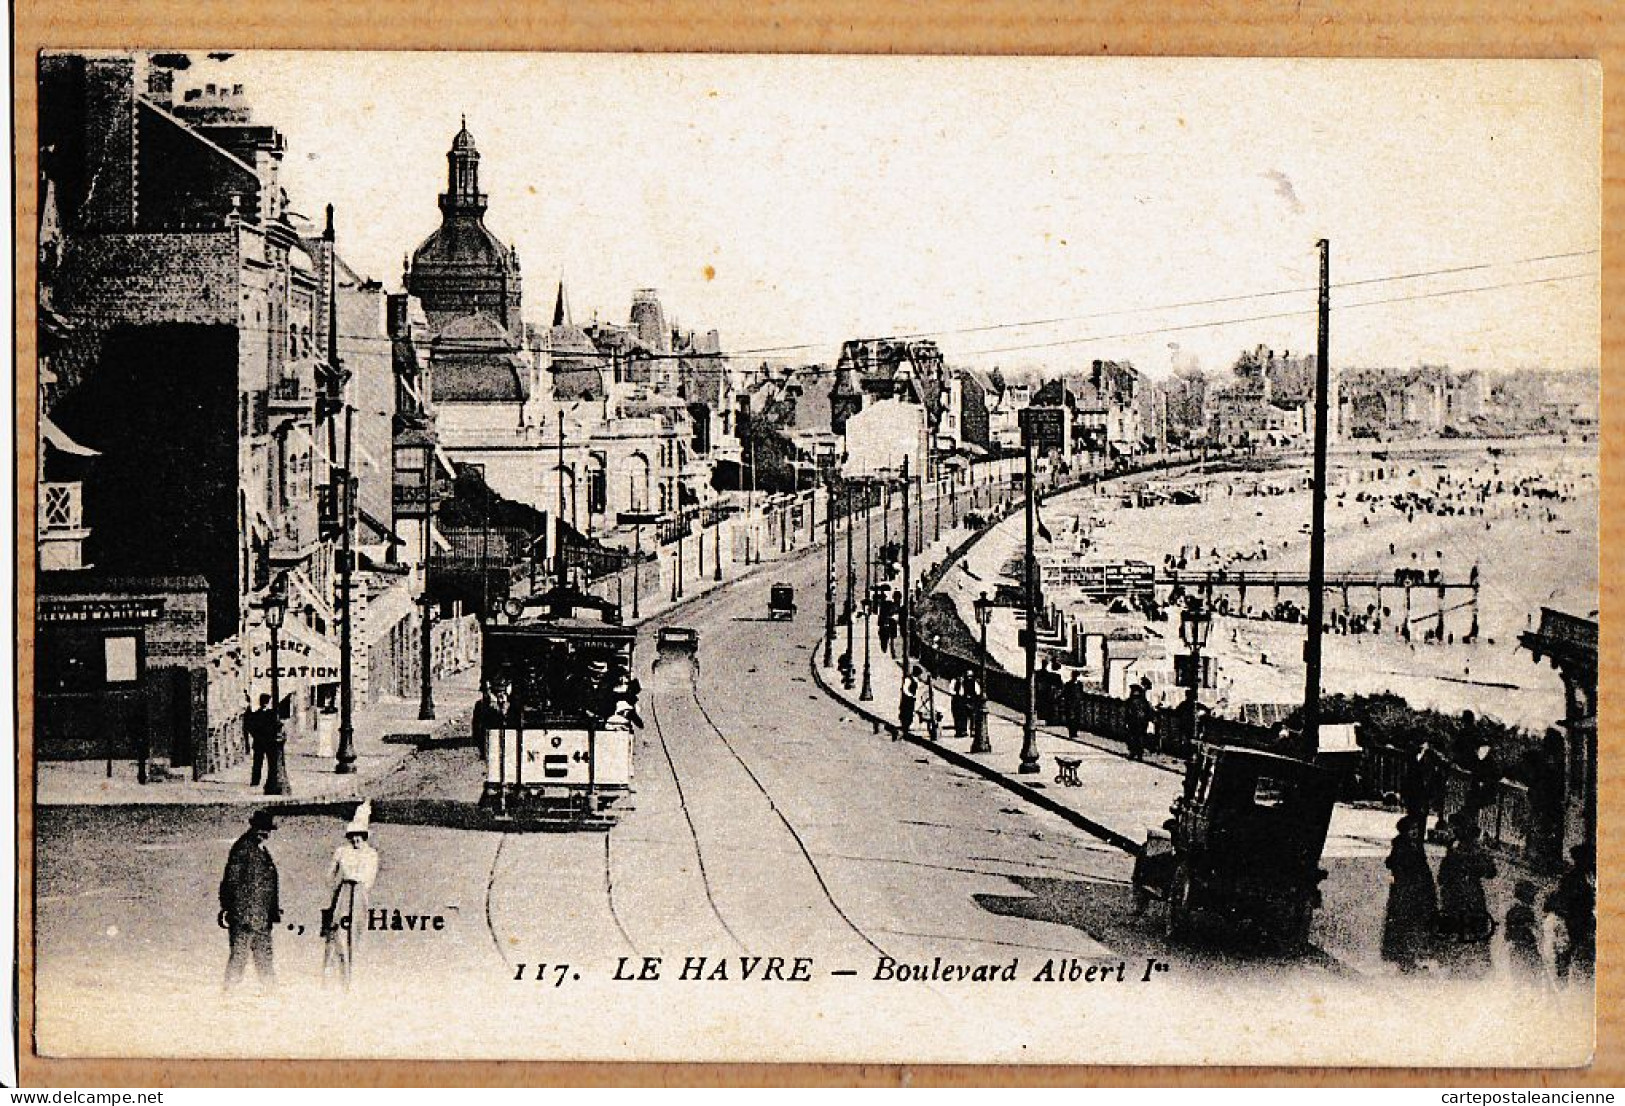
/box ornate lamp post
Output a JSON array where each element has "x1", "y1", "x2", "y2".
[
  {"x1": 263, "y1": 572, "x2": 292, "y2": 795},
  {"x1": 1178, "y1": 595, "x2": 1213, "y2": 755},
  {"x1": 972, "y1": 590, "x2": 993, "y2": 754}
]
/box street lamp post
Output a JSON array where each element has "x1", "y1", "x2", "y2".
[
  {"x1": 1178, "y1": 596, "x2": 1213, "y2": 756},
  {"x1": 633, "y1": 522, "x2": 643, "y2": 619},
  {"x1": 882, "y1": 482, "x2": 890, "y2": 554},
  {"x1": 264, "y1": 572, "x2": 292, "y2": 795},
  {"x1": 934, "y1": 472, "x2": 941, "y2": 543},
  {"x1": 673, "y1": 506, "x2": 685, "y2": 601},
  {"x1": 972, "y1": 590, "x2": 993, "y2": 754}
]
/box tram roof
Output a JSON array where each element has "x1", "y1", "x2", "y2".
[{"x1": 486, "y1": 617, "x2": 636, "y2": 641}]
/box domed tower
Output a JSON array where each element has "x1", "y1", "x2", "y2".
[{"x1": 406, "y1": 119, "x2": 524, "y2": 340}]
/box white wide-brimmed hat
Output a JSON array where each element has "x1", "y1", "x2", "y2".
[{"x1": 345, "y1": 799, "x2": 373, "y2": 837}]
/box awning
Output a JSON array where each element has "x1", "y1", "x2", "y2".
[
  {"x1": 358, "y1": 508, "x2": 405, "y2": 546},
  {"x1": 287, "y1": 567, "x2": 336, "y2": 623},
  {"x1": 42, "y1": 416, "x2": 99, "y2": 457}
]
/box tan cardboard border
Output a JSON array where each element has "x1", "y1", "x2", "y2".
[{"x1": 12, "y1": 0, "x2": 1620, "y2": 1087}]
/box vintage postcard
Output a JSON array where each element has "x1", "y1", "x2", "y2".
[{"x1": 24, "y1": 51, "x2": 1600, "y2": 1067}]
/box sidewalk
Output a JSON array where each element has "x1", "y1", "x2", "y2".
[
  {"x1": 811, "y1": 613, "x2": 1408, "y2": 973},
  {"x1": 36, "y1": 668, "x2": 483, "y2": 807}
]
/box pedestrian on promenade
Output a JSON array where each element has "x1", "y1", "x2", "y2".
[
  {"x1": 1524, "y1": 729, "x2": 1567, "y2": 866},
  {"x1": 1124, "y1": 683, "x2": 1150, "y2": 761},
  {"x1": 1380, "y1": 812, "x2": 1437, "y2": 974},
  {"x1": 950, "y1": 674, "x2": 970, "y2": 741},
  {"x1": 897, "y1": 667, "x2": 920, "y2": 741},
  {"x1": 219, "y1": 809, "x2": 281, "y2": 992},
  {"x1": 1436, "y1": 817, "x2": 1497, "y2": 978},
  {"x1": 963, "y1": 672, "x2": 987, "y2": 748},
  {"x1": 1545, "y1": 844, "x2": 1595, "y2": 980},
  {"x1": 244, "y1": 695, "x2": 278, "y2": 788},
  {"x1": 472, "y1": 682, "x2": 503, "y2": 757},
  {"x1": 1463, "y1": 736, "x2": 1501, "y2": 816},
  {"x1": 325, "y1": 801, "x2": 380, "y2": 988},
  {"x1": 1063, "y1": 670, "x2": 1086, "y2": 742},
  {"x1": 1504, "y1": 879, "x2": 1544, "y2": 981},
  {"x1": 877, "y1": 595, "x2": 897, "y2": 656},
  {"x1": 1402, "y1": 738, "x2": 1446, "y2": 825}
]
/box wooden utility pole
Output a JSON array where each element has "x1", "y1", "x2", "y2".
[
  {"x1": 823, "y1": 471, "x2": 836, "y2": 667},
  {"x1": 556, "y1": 408, "x2": 567, "y2": 584},
  {"x1": 1018, "y1": 436, "x2": 1040, "y2": 774},
  {"x1": 900, "y1": 454, "x2": 912, "y2": 678},
  {"x1": 336, "y1": 402, "x2": 357, "y2": 773},
  {"x1": 1301, "y1": 239, "x2": 1332, "y2": 761}
]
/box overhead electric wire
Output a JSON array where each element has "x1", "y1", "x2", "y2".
[
  {"x1": 48, "y1": 247, "x2": 1598, "y2": 371},
  {"x1": 952, "y1": 270, "x2": 1598, "y2": 360},
  {"x1": 725, "y1": 247, "x2": 1600, "y2": 355}
]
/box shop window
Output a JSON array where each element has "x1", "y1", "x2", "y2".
[{"x1": 103, "y1": 635, "x2": 139, "y2": 684}]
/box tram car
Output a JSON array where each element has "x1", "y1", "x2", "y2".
[{"x1": 478, "y1": 587, "x2": 638, "y2": 830}]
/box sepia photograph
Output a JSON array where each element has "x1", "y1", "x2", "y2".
[{"x1": 24, "y1": 50, "x2": 1600, "y2": 1067}]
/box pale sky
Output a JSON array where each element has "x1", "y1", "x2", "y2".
[{"x1": 174, "y1": 53, "x2": 1600, "y2": 377}]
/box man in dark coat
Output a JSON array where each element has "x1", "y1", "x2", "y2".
[
  {"x1": 220, "y1": 809, "x2": 282, "y2": 990},
  {"x1": 877, "y1": 595, "x2": 897, "y2": 656},
  {"x1": 244, "y1": 695, "x2": 278, "y2": 788},
  {"x1": 1124, "y1": 683, "x2": 1150, "y2": 761},
  {"x1": 1063, "y1": 671, "x2": 1087, "y2": 742},
  {"x1": 471, "y1": 683, "x2": 504, "y2": 757}
]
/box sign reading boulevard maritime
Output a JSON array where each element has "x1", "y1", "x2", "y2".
[{"x1": 24, "y1": 49, "x2": 1601, "y2": 1074}]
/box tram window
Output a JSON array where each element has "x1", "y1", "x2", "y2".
[
  {"x1": 486, "y1": 635, "x2": 631, "y2": 725},
  {"x1": 1253, "y1": 777, "x2": 1287, "y2": 809}
]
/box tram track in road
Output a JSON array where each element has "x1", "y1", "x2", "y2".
[
  {"x1": 679, "y1": 666, "x2": 893, "y2": 961},
  {"x1": 483, "y1": 832, "x2": 513, "y2": 970},
  {"x1": 602, "y1": 832, "x2": 641, "y2": 957},
  {"x1": 644, "y1": 674, "x2": 750, "y2": 954}
]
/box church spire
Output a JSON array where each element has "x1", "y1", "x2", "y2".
[
  {"x1": 441, "y1": 118, "x2": 486, "y2": 216},
  {"x1": 553, "y1": 278, "x2": 570, "y2": 327}
]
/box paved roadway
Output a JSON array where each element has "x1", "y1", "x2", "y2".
[{"x1": 34, "y1": 482, "x2": 1355, "y2": 1061}]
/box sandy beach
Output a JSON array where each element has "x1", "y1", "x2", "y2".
[{"x1": 964, "y1": 439, "x2": 1597, "y2": 732}]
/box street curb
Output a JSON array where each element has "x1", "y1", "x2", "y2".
[
  {"x1": 806, "y1": 638, "x2": 1140, "y2": 854},
  {"x1": 36, "y1": 697, "x2": 477, "y2": 810}
]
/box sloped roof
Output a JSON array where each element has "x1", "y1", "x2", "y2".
[
  {"x1": 430, "y1": 313, "x2": 530, "y2": 402},
  {"x1": 411, "y1": 214, "x2": 512, "y2": 271}
]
